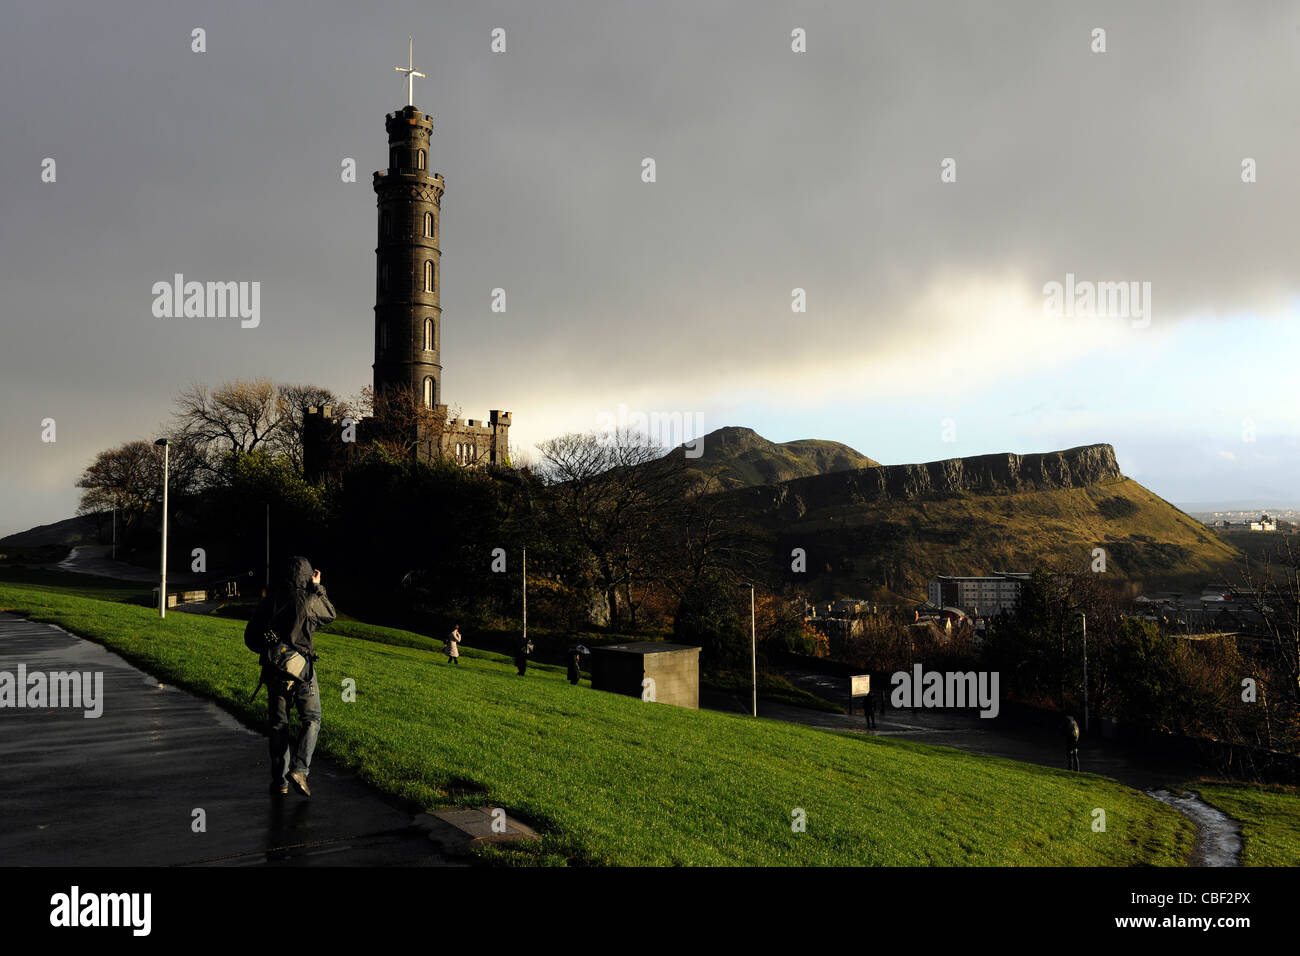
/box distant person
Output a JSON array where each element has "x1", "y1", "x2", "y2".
[
  {"x1": 1064, "y1": 715, "x2": 1081, "y2": 771},
  {"x1": 515, "y1": 637, "x2": 534, "y2": 676},
  {"x1": 567, "y1": 651, "x2": 582, "y2": 685},
  {"x1": 863, "y1": 691, "x2": 877, "y2": 730},
  {"x1": 246, "y1": 556, "x2": 336, "y2": 798},
  {"x1": 445, "y1": 625, "x2": 462, "y2": 665}
]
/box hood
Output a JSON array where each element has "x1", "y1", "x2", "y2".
[{"x1": 280, "y1": 555, "x2": 314, "y2": 590}]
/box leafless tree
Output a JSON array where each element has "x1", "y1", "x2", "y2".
[
  {"x1": 654, "y1": 465, "x2": 763, "y2": 600},
  {"x1": 75, "y1": 437, "x2": 204, "y2": 540},
  {"x1": 1240, "y1": 538, "x2": 1300, "y2": 738},
  {"x1": 537, "y1": 429, "x2": 687, "y2": 629},
  {"x1": 172, "y1": 378, "x2": 289, "y2": 472},
  {"x1": 359, "y1": 384, "x2": 451, "y2": 462},
  {"x1": 271, "y1": 383, "x2": 351, "y2": 472}
]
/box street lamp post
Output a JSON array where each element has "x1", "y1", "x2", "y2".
[
  {"x1": 154, "y1": 438, "x2": 169, "y2": 619},
  {"x1": 740, "y1": 583, "x2": 756, "y2": 717},
  {"x1": 750, "y1": 584, "x2": 756, "y2": 717},
  {"x1": 1080, "y1": 612, "x2": 1089, "y2": 734}
]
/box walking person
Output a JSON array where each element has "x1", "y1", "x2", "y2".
[
  {"x1": 567, "y1": 649, "x2": 582, "y2": 685},
  {"x1": 445, "y1": 625, "x2": 462, "y2": 665},
  {"x1": 863, "y1": 690, "x2": 877, "y2": 730},
  {"x1": 1064, "y1": 714, "x2": 1081, "y2": 771},
  {"x1": 246, "y1": 555, "x2": 336, "y2": 798}
]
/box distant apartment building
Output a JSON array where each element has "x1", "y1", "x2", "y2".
[
  {"x1": 927, "y1": 572, "x2": 1029, "y2": 617},
  {"x1": 1250, "y1": 514, "x2": 1277, "y2": 532}
]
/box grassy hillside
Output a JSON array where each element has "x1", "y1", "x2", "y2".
[
  {"x1": 754, "y1": 476, "x2": 1243, "y2": 599},
  {"x1": 0, "y1": 513, "x2": 100, "y2": 548},
  {"x1": 0, "y1": 577, "x2": 1199, "y2": 866},
  {"x1": 678, "y1": 426, "x2": 879, "y2": 490}
]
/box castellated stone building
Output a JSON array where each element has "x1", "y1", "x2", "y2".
[{"x1": 305, "y1": 99, "x2": 510, "y2": 481}]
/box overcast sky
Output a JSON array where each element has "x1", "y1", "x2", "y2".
[{"x1": 2, "y1": 0, "x2": 1298, "y2": 537}]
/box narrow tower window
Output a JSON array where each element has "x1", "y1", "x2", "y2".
[
  {"x1": 417, "y1": 149, "x2": 426, "y2": 170},
  {"x1": 423, "y1": 376, "x2": 434, "y2": 408},
  {"x1": 424, "y1": 318, "x2": 434, "y2": 351},
  {"x1": 424, "y1": 212, "x2": 433, "y2": 237},
  {"x1": 425, "y1": 260, "x2": 434, "y2": 292}
]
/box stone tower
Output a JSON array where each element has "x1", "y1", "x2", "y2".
[
  {"x1": 372, "y1": 105, "x2": 443, "y2": 405},
  {"x1": 303, "y1": 48, "x2": 511, "y2": 483},
  {"x1": 363, "y1": 82, "x2": 510, "y2": 470}
]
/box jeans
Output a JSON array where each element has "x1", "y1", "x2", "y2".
[{"x1": 267, "y1": 664, "x2": 321, "y2": 782}]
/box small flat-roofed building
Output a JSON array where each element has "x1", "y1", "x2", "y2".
[{"x1": 590, "y1": 642, "x2": 702, "y2": 709}]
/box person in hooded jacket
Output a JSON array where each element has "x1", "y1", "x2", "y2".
[
  {"x1": 249, "y1": 555, "x2": 336, "y2": 797},
  {"x1": 1064, "y1": 714, "x2": 1081, "y2": 771}
]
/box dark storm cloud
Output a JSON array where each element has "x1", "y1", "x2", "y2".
[{"x1": 1, "y1": 0, "x2": 1295, "y2": 532}]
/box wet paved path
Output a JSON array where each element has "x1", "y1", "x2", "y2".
[
  {"x1": 0, "y1": 612, "x2": 454, "y2": 866},
  {"x1": 54, "y1": 545, "x2": 202, "y2": 584}
]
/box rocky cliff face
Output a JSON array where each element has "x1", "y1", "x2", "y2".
[{"x1": 746, "y1": 444, "x2": 1123, "y2": 519}]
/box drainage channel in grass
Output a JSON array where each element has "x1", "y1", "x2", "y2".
[{"x1": 1146, "y1": 789, "x2": 1243, "y2": 867}]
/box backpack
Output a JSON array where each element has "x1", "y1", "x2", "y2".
[
  {"x1": 1064, "y1": 716, "x2": 1080, "y2": 744},
  {"x1": 244, "y1": 592, "x2": 286, "y2": 654},
  {"x1": 244, "y1": 595, "x2": 310, "y2": 699},
  {"x1": 243, "y1": 618, "x2": 277, "y2": 655}
]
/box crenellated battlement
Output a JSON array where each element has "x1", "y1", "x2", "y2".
[{"x1": 385, "y1": 106, "x2": 433, "y2": 133}]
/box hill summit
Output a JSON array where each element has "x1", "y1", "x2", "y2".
[{"x1": 671, "y1": 426, "x2": 879, "y2": 489}]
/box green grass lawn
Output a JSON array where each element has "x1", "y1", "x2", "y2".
[
  {"x1": 1193, "y1": 782, "x2": 1300, "y2": 866},
  {"x1": 0, "y1": 565, "x2": 154, "y2": 604},
  {"x1": 0, "y1": 577, "x2": 1201, "y2": 866}
]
